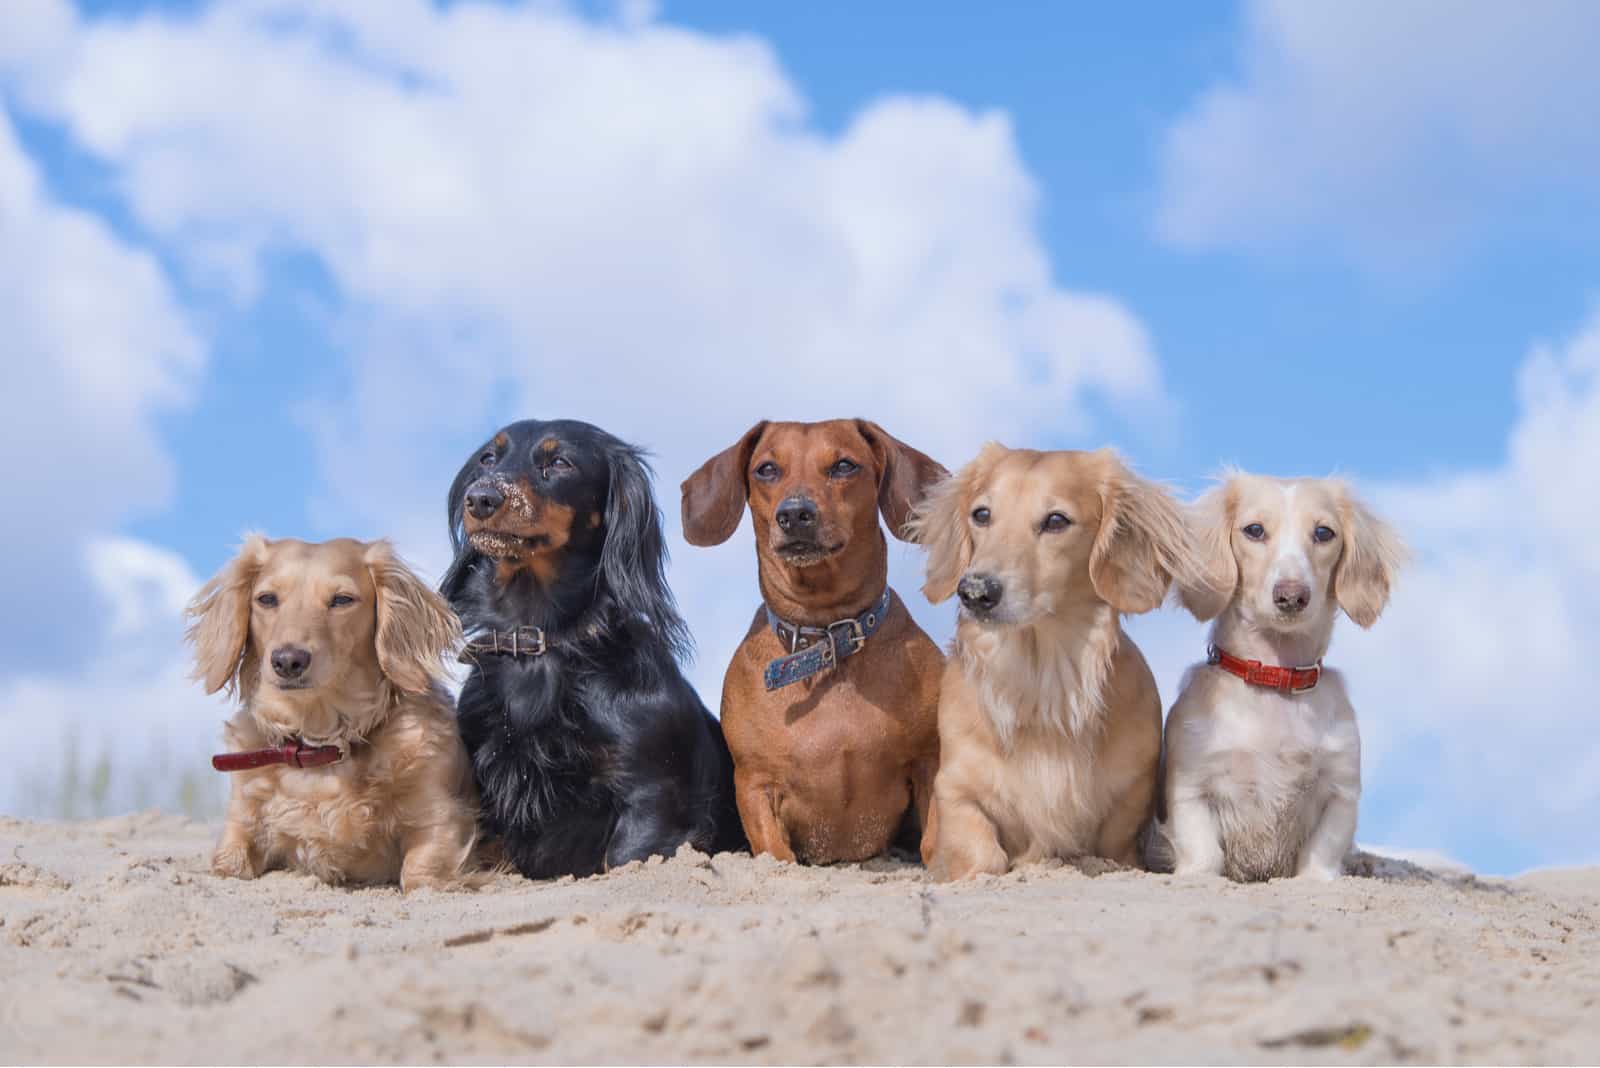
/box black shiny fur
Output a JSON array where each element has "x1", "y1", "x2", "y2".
[{"x1": 442, "y1": 419, "x2": 742, "y2": 879}]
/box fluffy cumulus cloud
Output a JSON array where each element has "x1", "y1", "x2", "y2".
[
  {"x1": 3, "y1": 0, "x2": 1170, "y2": 700},
  {"x1": 0, "y1": 536, "x2": 229, "y2": 818},
  {"x1": 1336, "y1": 311, "x2": 1600, "y2": 867},
  {"x1": 1155, "y1": 0, "x2": 1600, "y2": 266},
  {"x1": 0, "y1": 17, "x2": 207, "y2": 809},
  {"x1": 0, "y1": 106, "x2": 201, "y2": 668}
]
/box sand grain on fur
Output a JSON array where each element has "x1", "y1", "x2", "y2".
[{"x1": 2, "y1": 813, "x2": 1597, "y2": 1064}]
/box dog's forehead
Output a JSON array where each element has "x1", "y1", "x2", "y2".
[
  {"x1": 257, "y1": 539, "x2": 371, "y2": 589},
  {"x1": 1235, "y1": 476, "x2": 1339, "y2": 521},
  {"x1": 982, "y1": 450, "x2": 1099, "y2": 508},
  {"x1": 497, "y1": 418, "x2": 605, "y2": 451},
  {"x1": 756, "y1": 420, "x2": 872, "y2": 464}
]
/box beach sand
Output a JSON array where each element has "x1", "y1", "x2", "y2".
[{"x1": 2, "y1": 813, "x2": 1595, "y2": 1064}]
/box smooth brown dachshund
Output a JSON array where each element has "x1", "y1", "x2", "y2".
[{"x1": 682, "y1": 419, "x2": 946, "y2": 864}]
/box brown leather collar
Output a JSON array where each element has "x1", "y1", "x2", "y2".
[
  {"x1": 459, "y1": 625, "x2": 547, "y2": 661},
  {"x1": 212, "y1": 740, "x2": 345, "y2": 773}
]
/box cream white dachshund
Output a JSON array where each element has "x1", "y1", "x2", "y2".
[{"x1": 1149, "y1": 474, "x2": 1404, "y2": 881}]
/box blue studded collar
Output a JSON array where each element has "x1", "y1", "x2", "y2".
[{"x1": 762, "y1": 588, "x2": 892, "y2": 691}]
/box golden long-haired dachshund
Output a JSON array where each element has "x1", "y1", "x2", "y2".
[
  {"x1": 910, "y1": 445, "x2": 1203, "y2": 880},
  {"x1": 187, "y1": 536, "x2": 477, "y2": 891}
]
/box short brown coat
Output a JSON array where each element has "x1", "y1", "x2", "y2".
[{"x1": 682, "y1": 419, "x2": 946, "y2": 863}]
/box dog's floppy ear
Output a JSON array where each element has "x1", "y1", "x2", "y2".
[
  {"x1": 367, "y1": 540, "x2": 461, "y2": 695},
  {"x1": 440, "y1": 433, "x2": 496, "y2": 602},
  {"x1": 855, "y1": 419, "x2": 948, "y2": 542},
  {"x1": 1088, "y1": 450, "x2": 1197, "y2": 615},
  {"x1": 186, "y1": 534, "x2": 270, "y2": 695},
  {"x1": 1333, "y1": 482, "x2": 1406, "y2": 628},
  {"x1": 680, "y1": 421, "x2": 768, "y2": 547},
  {"x1": 908, "y1": 442, "x2": 1005, "y2": 603},
  {"x1": 606, "y1": 443, "x2": 692, "y2": 660},
  {"x1": 1177, "y1": 479, "x2": 1241, "y2": 622}
]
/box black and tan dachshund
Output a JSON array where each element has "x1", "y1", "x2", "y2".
[{"x1": 442, "y1": 419, "x2": 742, "y2": 879}]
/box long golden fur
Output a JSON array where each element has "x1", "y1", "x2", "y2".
[
  {"x1": 909, "y1": 445, "x2": 1203, "y2": 880},
  {"x1": 187, "y1": 536, "x2": 478, "y2": 891}
]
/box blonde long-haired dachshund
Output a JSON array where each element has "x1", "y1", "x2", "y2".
[
  {"x1": 187, "y1": 536, "x2": 477, "y2": 891},
  {"x1": 910, "y1": 445, "x2": 1203, "y2": 880}
]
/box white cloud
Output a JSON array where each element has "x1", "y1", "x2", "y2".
[
  {"x1": 1328, "y1": 310, "x2": 1600, "y2": 866},
  {"x1": 1155, "y1": 0, "x2": 1600, "y2": 266},
  {"x1": 0, "y1": 537, "x2": 229, "y2": 819},
  {"x1": 0, "y1": 102, "x2": 201, "y2": 663},
  {"x1": 4, "y1": 0, "x2": 1170, "y2": 700},
  {"x1": 87, "y1": 536, "x2": 202, "y2": 640}
]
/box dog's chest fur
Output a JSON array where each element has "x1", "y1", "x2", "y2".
[
  {"x1": 233, "y1": 746, "x2": 405, "y2": 885},
  {"x1": 458, "y1": 657, "x2": 609, "y2": 833},
  {"x1": 950, "y1": 608, "x2": 1128, "y2": 858},
  {"x1": 722, "y1": 603, "x2": 941, "y2": 864},
  {"x1": 1191, "y1": 674, "x2": 1358, "y2": 881},
  {"x1": 989, "y1": 722, "x2": 1114, "y2": 859}
]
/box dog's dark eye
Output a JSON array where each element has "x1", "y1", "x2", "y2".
[
  {"x1": 1312, "y1": 525, "x2": 1337, "y2": 544},
  {"x1": 829, "y1": 459, "x2": 860, "y2": 478},
  {"x1": 1242, "y1": 523, "x2": 1266, "y2": 541},
  {"x1": 1041, "y1": 512, "x2": 1072, "y2": 533},
  {"x1": 971, "y1": 507, "x2": 991, "y2": 526},
  {"x1": 479, "y1": 450, "x2": 496, "y2": 467},
  {"x1": 255, "y1": 592, "x2": 278, "y2": 608},
  {"x1": 329, "y1": 593, "x2": 356, "y2": 608},
  {"x1": 754, "y1": 461, "x2": 781, "y2": 482},
  {"x1": 548, "y1": 456, "x2": 571, "y2": 469}
]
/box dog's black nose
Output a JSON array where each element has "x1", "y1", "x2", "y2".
[
  {"x1": 1272, "y1": 580, "x2": 1311, "y2": 614},
  {"x1": 775, "y1": 495, "x2": 818, "y2": 534},
  {"x1": 464, "y1": 482, "x2": 505, "y2": 520},
  {"x1": 957, "y1": 573, "x2": 1003, "y2": 614},
  {"x1": 271, "y1": 645, "x2": 312, "y2": 680}
]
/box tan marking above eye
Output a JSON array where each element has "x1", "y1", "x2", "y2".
[
  {"x1": 536, "y1": 439, "x2": 558, "y2": 454},
  {"x1": 492, "y1": 432, "x2": 509, "y2": 449}
]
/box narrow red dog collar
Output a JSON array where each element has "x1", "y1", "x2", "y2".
[
  {"x1": 1207, "y1": 644, "x2": 1322, "y2": 694},
  {"x1": 212, "y1": 740, "x2": 345, "y2": 773}
]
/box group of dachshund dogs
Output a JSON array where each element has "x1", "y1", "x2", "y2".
[{"x1": 188, "y1": 418, "x2": 1403, "y2": 891}]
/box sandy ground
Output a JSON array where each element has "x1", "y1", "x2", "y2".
[{"x1": 2, "y1": 813, "x2": 1596, "y2": 1065}]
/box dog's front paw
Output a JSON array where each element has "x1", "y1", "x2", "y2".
[
  {"x1": 399, "y1": 867, "x2": 452, "y2": 894},
  {"x1": 1172, "y1": 861, "x2": 1225, "y2": 878},
  {"x1": 211, "y1": 842, "x2": 259, "y2": 880},
  {"x1": 932, "y1": 846, "x2": 1008, "y2": 883},
  {"x1": 1296, "y1": 861, "x2": 1341, "y2": 882}
]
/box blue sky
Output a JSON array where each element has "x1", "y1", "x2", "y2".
[{"x1": 3, "y1": 0, "x2": 1599, "y2": 874}]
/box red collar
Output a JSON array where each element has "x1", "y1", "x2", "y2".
[
  {"x1": 1207, "y1": 644, "x2": 1323, "y2": 694},
  {"x1": 212, "y1": 740, "x2": 345, "y2": 773}
]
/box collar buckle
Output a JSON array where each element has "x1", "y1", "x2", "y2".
[
  {"x1": 825, "y1": 617, "x2": 866, "y2": 659},
  {"x1": 510, "y1": 626, "x2": 546, "y2": 657},
  {"x1": 1290, "y1": 661, "x2": 1323, "y2": 694}
]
